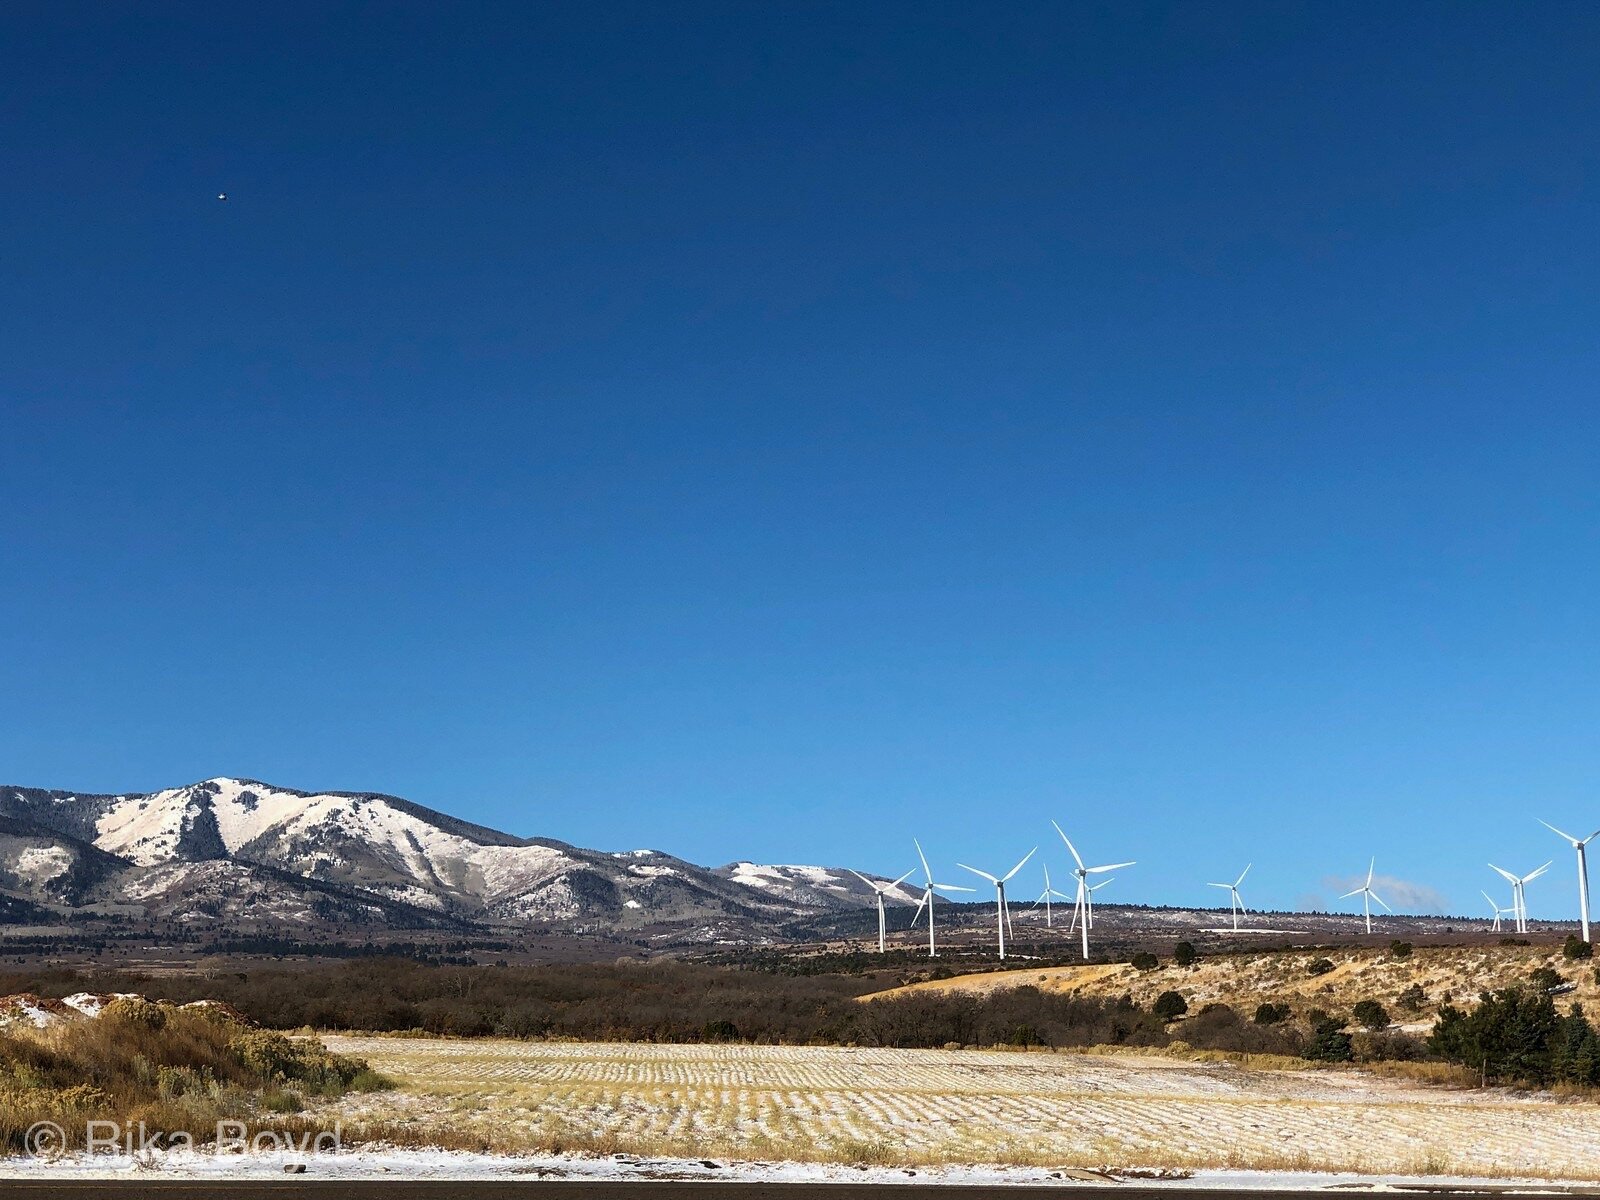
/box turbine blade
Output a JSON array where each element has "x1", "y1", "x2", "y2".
[
  {"x1": 847, "y1": 869, "x2": 874, "y2": 888},
  {"x1": 1540, "y1": 818, "x2": 1579, "y2": 844},
  {"x1": 1206, "y1": 882, "x2": 1232, "y2": 889},
  {"x1": 957, "y1": 863, "x2": 999, "y2": 884},
  {"x1": 1051, "y1": 821, "x2": 1086, "y2": 870},
  {"x1": 1371, "y1": 891, "x2": 1392, "y2": 913},
  {"x1": 932, "y1": 883, "x2": 976, "y2": 893},
  {"x1": 890, "y1": 868, "x2": 917, "y2": 890},
  {"x1": 1087, "y1": 861, "x2": 1134, "y2": 873},
  {"x1": 1338, "y1": 887, "x2": 1364, "y2": 899},
  {"x1": 1489, "y1": 863, "x2": 1518, "y2": 883},
  {"x1": 1366, "y1": 857, "x2": 1375, "y2": 887},
  {"x1": 1524, "y1": 861, "x2": 1553, "y2": 882},
  {"x1": 1585, "y1": 828, "x2": 1600, "y2": 846},
  {"x1": 914, "y1": 837, "x2": 934, "y2": 882},
  {"x1": 1001, "y1": 846, "x2": 1038, "y2": 882},
  {"x1": 1235, "y1": 863, "x2": 1252, "y2": 887}
]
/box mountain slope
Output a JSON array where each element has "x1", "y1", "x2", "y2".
[
  {"x1": 0, "y1": 814, "x2": 130, "y2": 906},
  {"x1": 0, "y1": 778, "x2": 916, "y2": 939}
]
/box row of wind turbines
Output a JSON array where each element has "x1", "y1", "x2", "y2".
[
  {"x1": 851, "y1": 817, "x2": 1600, "y2": 961},
  {"x1": 850, "y1": 821, "x2": 1129, "y2": 961},
  {"x1": 1482, "y1": 819, "x2": 1600, "y2": 940}
]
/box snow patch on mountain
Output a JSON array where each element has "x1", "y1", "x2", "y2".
[
  {"x1": 722, "y1": 862, "x2": 920, "y2": 906},
  {"x1": 94, "y1": 788, "x2": 191, "y2": 865},
  {"x1": 2, "y1": 776, "x2": 904, "y2": 939},
  {"x1": 13, "y1": 846, "x2": 73, "y2": 883}
]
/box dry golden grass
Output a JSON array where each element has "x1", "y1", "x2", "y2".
[
  {"x1": 867, "y1": 942, "x2": 1595, "y2": 1026},
  {"x1": 0, "y1": 1001, "x2": 387, "y2": 1152}
]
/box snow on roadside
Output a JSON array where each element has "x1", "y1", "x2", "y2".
[{"x1": 0, "y1": 1148, "x2": 1580, "y2": 1189}]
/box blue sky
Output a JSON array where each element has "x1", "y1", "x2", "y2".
[{"x1": 4, "y1": 2, "x2": 1599, "y2": 920}]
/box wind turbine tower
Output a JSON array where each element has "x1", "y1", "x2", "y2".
[
  {"x1": 1539, "y1": 820, "x2": 1600, "y2": 944},
  {"x1": 849, "y1": 867, "x2": 916, "y2": 953},
  {"x1": 1067, "y1": 876, "x2": 1114, "y2": 935},
  {"x1": 1029, "y1": 863, "x2": 1072, "y2": 927},
  {"x1": 1489, "y1": 861, "x2": 1551, "y2": 934},
  {"x1": 909, "y1": 838, "x2": 974, "y2": 957},
  {"x1": 1051, "y1": 821, "x2": 1135, "y2": 961},
  {"x1": 1206, "y1": 864, "x2": 1252, "y2": 932},
  {"x1": 957, "y1": 848, "x2": 1037, "y2": 960},
  {"x1": 1480, "y1": 889, "x2": 1514, "y2": 933},
  {"x1": 1339, "y1": 858, "x2": 1390, "y2": 933}
]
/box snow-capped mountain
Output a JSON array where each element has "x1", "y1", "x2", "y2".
[{"x1": 0, "y1": 778, "x2": 918, "y2": 938}]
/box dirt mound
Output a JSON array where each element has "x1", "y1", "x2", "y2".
[
  {"x1": 0, "y1": 991, "x2": 255, "y2": 1029},
  {"x1": 0, "y1": 992, "x2": 73, "y2": 1028}
]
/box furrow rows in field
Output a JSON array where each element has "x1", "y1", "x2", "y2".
[{"x1": 325, "y1": 1036, "x2": 1600, "y2": 1177}]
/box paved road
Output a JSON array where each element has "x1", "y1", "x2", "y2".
[{"x1": 0, "y1": 1183, "x2": 1585, "y2": 1199}]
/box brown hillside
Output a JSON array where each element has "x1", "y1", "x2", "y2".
[{"x1": 865, "y1": 943, "x2": 1597, "y2": 1026}]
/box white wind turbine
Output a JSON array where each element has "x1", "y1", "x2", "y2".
[
  {"x1": 1067, "y1": 876, "x2": 1115, "y2": 935},
  {"x1": 908, "y1": 838, "x2": 974, "y2": 957},
  {"x1": 1480, "y1": 889, "x2": 1515, "y2": 933},
  {"x1": 1052, "y1": 821, "x2": 1135, "y2": 960},
  {"x1": 1027, "y1": 863, "x2": 1073, "y2": 927},
  {"x1": 1206, "y1": 864, "x2": 1252, "y2": 932},
  {"x1": 1539, "y1": 820, "x2": 1600, "y2": 944},
  {"x1": 1488, "y1": 865, "x2": 1525, "y2": 933},
  {"x1": 1339, "y1": 857, "x2": 1390, "y2": 933},
  {"x1": 1489, "y1": 861, "x2": 1551, "y2": 934},
  {"x1": 957, "y1": 847, "x2": 1037, "y2": 960},
  {"x1": 849, "y1": 867, "x2": 917, "y2": 953}
]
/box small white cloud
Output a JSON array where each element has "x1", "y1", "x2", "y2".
[{"x1": 1321, "y1": 873, "x2": 1447, "y2": 915}]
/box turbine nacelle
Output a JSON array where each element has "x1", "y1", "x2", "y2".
[{"x1": 1539, "y1": 819, "x2": 1600, "y2": 849}]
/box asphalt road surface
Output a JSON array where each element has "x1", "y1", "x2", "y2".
[{"x1": 0, "y1": 1183, "x2": 1589, "y2": 1199}]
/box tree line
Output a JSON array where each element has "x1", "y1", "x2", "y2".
[{"x1": 0, "y1": 960, "x2": 1383, "y2": 1058}]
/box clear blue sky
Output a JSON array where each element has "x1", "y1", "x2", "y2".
[{"x1": 5, "y1": 2, "x2": 1599, "y2": 919}]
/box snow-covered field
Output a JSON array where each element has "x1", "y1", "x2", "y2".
[{"x1": 299, "y1": 1036, "x2": 1600, "y2": 1181}]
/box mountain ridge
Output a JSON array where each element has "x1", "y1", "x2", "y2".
[{"x1": 0, "y1": 776, "x2": 920, "y2": 941}]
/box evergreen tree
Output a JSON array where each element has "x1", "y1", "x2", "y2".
[
  {"x1": 1573, "y1": 1028, "x2": 1600, "y2": 1086},
  {"x1": 1551, "y1": 1004, "x2": 1592, "y2": 1084},
  {"x1": 1429, "y1": 988, "x2": 1562, "y2": 1085},
  {"x1": 1353, "y1": 999, "x2": 1390, "y2": 1030},
  {"x1": 1304, "y1": 1015, "x2": 1354, "y2": 1062},
  {"x1": 1153, "y1": 990, "x2": 1188, "y2": 1021}
]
